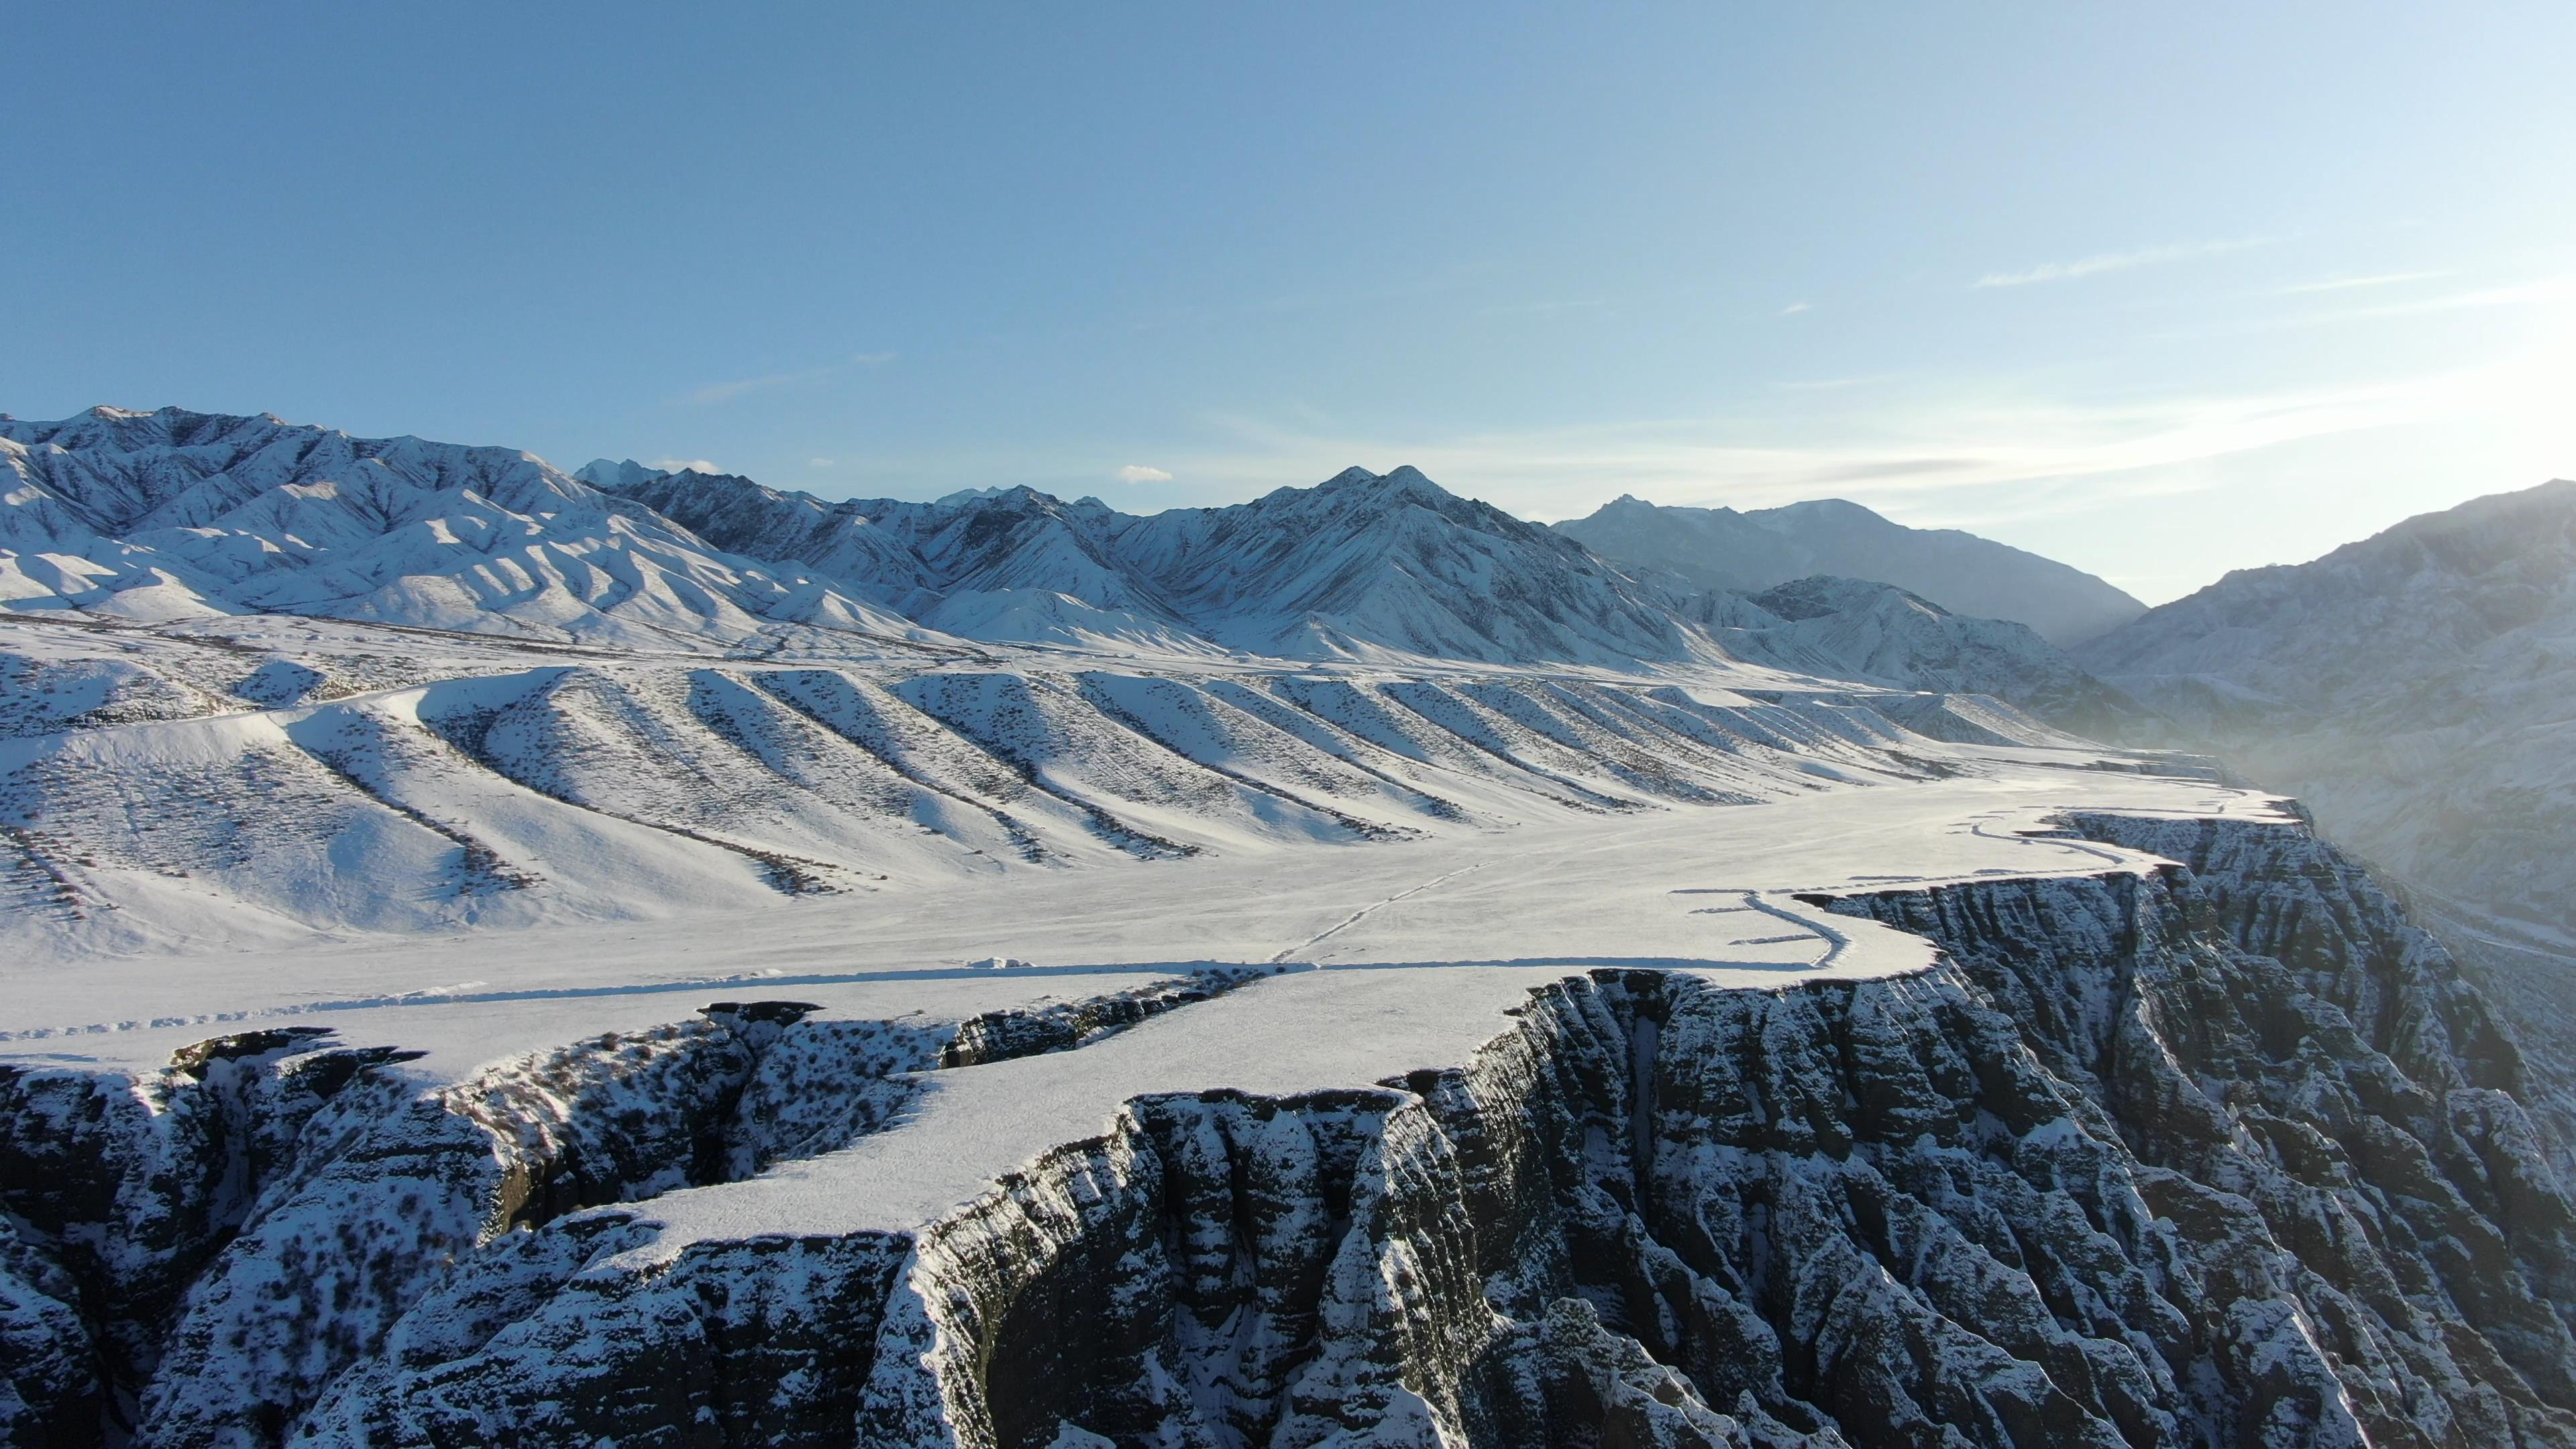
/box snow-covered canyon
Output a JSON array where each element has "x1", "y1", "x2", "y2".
[
  {"x1": 12, "y1": 806, "x2": 2574, "y2": 1447},
  {"x1": 7, "y1": 408, "x2": 2574, "y2": 1448}
]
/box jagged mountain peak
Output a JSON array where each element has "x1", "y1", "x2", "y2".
[
  {"x1": 940, "y1": 483, "x2": 1071, "y2": 513},
  {"x1": 1246, "y1": 463, "x2": 1562, "y2": 550},
  {"x1": 933, "y1": 484, "x2": 1045, "y2": 507},
  {"x1": 1300, "y1": 464, "x2": 1461, "y2": 502},
  {"x1": 0, "y1": 407, "x2": 945, "y2": 646},
  {"x1": 3, "y1": 407, "x2": 2151, "y2": 712},
  {"x1": 574, "y1": 458, "x2": 669, "y2": 490}
]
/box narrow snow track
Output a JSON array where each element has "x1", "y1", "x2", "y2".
[{"x1": 1271, "y1": 863, "x2": 1488, "y2": 963}]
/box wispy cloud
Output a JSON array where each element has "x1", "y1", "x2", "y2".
[
  {"x1": 651, "y1": 458, "x2": 722, "y2": 475},
  {"x1": 679, "y1": 368, "x2": 833, "y2": 407},
  {"x1": 2279, "y1": 269, "x2": 2448, "y2": 294},
  {"x1": 1972, "y1": 237, "x2": 2264, "y2": 289},
  {"x1": 808, "y1": 457, "x2": 837, "y2": 468},
  {"x1": 2346, "y1": 274, "x2": 2575, "y2": 316},
  {"x1": 1778, "y1": 301, "x2": 1812, "y2": 315},
  {"x1": 1774, "y1": 374, "x2": 1900, "y2": 391},
  {"x1": 1177, "y1": 352, "x2": 2549, "y2": 529},
  {"x1": 1479, "y1": 297, "x2": 1609, "y2": 318},
  {"x1": 2157, "y1": 273, "x2": 2576, "y2": 339},
  {"x1": 675, "y1": 351, "x2": 896, "y2": 407},
  {"x1": 1115, "y1": 464, "x2": 1174, "y2": 483}
]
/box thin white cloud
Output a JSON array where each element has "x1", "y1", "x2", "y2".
[
  {"x1": 651, "y1": 458, "x2": 722, "y2": 475},
  {"x1": 2279, "y1": 269, "x2": 2449, "y2": 294},
  {"x1": 1479, "y1": 297, "x2": 1609, "y2": 318},
  {"x1": 1778, "y1": 301, "x2": 1812, "y2": 315},
  {"x1": 808, "y1": 457, "x2": 837, "y2": 468},
  {"x1": 676, "y1": 352, "x2": 896, "y2": 407},
  {"x1": 679, "y1": 368, "x2": 832, "y2": 407},
  {"x1": 2159, "y1": 273, "x2": 2576, "y2": 339},
  {"x1": 2347, "y1": 274, "x2": 2575, "y2": 316},
  {"x1": 1181, "y1": 350, "x2": 2554, "y2": 527},
  {"x1": 1115, "y1": 464, "x2": 1175, "y2": 483},
  {"x1": 1972, "y1": 237, "x2": 2264, "y2": 289}
]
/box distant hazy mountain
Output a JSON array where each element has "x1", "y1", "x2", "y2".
[
  {"x1": 2078, "y1": 478, "x2": 2576, "y2": 919},
  {"x1": 1555, "y1": 494, "x2": 2145, "y2": 646},
  {"x1": 1719, "y1": 576, "x2": 2150, "y2": 739},
  {"x1": 598, "y1": 460, "x2": 2137, "y2": 713},
  {"x1": 2078, "y1": 478, "x2": 2576, "y2": 1156}
]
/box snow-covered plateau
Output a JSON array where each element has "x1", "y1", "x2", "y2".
[{"x1": 5, "y1": 409, "x2": 2575, "y2": 1449}]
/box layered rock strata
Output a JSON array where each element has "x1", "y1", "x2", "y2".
[{"x1": 7, "y1": 818, "x2": 2574, "y2": 1448}]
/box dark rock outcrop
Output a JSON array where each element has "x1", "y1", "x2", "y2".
[{"x1": 9, "y1": 821, "x2": 2575, "y2": 1448}]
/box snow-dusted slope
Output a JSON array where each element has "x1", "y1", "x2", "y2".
[
  {"x1": 0, "y1": 609, "x2": 2059, "y2": 961},
  {"x1": 2077, "y1": 480, "x2": 2576, "y2": 926},
  {"x1": 1099, "y1": 467, "x2": 1710, "y2": 665},
  {"x1": 0, "y1": 409, "x2": 939, "y2": 649},
  {"x1": 603, "y1": 465, "x2": 936, "y2": 602},
  {"x1": 1557, "y1": 494, "x2": 2146, "y2": 646},
  {"x1": 2077, "y1": 478, "x2": 2576, "y2": 1169},
  {"x1": 1719, "y1": 576, "x2": 2151, "y2": 739}
]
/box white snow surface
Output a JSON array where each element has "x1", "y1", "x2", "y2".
[
  {"x1": 0, "y1": 405, "x2": 2284, "y2": 1275},
  {"x1": 5, "y1": 409, "x2": 2135, "y2": 720},
  {"x1": 5, "y1": 616, "x2": 2279, "y2": 1241}
]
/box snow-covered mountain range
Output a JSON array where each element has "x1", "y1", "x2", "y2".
[
  {"x1": 0, "y1": 405, "x2": 2173, "y2": 966},
  {"x1": 9, "y1": 406, "x2": 2576, "y2": 1449},
  {"x1": 1556, "y1": 494, "x2": 2147, "y2": 646},
  {"x1": 1, "y1": 408, "x2": 2136, "y2": 722},
  {"x1": 604, "y1": 460, "x2": 1710, "y2": 666},
  {"x1": 0, "y1": 408, "x2": 934, "y2": 649}
]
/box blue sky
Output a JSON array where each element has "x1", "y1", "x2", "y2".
[{"x1": 6, "y1": 3, "x2": 2569, "y2": 602}]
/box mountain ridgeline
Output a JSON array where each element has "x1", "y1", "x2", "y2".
[
  {"x1": 1554, "y1": 494, "x2": 2147, "y2": 647},
  {"x1": 1, "y1": 407, "x2": 2129, "y2": 724},
  {"x1": 2077, "y1": 478, "x2": 2576, "y2": 1177}
]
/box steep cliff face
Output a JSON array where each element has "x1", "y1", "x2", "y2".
[
  {"x1": 7, "y1": 820, "x2": 2572, "y2": 1448},
  {"x1": 0, "y1": 973, "x2": 1271, "y2": 1447}
]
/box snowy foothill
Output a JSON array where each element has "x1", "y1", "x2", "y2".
[
  {"x1": 4, "y1": 704, "x2": 2280, "y2": 1277},
  {"x1": 4, "y1": 674, "x2": 2282, "y2": 1224}
]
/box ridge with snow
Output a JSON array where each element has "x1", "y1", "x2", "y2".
[
  {"x1": 0, "y1": 408, "x2": 2145, "y2": 724},
  {"x1": 1555, "y1": 492, "x2": 2147, "y2": 646}
]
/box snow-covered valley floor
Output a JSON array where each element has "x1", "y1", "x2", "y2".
[
  {"x1": 21, "y1": 637, "x2": 2567, "y2": 1448},
  {"x1": 5, "y1": 742, "x2": 2284, "y2": 1251},
  {"x1": 11, "y1": 411, "x2": 2575, "y2": 1447},
  {"x1": 3, "y1": 754, "x2": 2273, "y2": 1068}
]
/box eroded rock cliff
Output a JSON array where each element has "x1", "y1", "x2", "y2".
[{"x1": 7, "y1": 818, "x2": 2573, "y2": 1448}]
